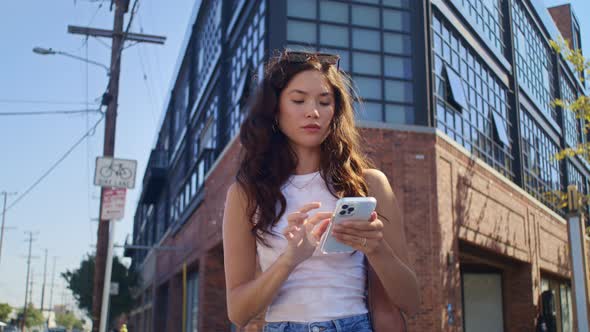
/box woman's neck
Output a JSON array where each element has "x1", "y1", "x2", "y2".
[{"x1": 292, "y1": 145, "x2": 321, "y2": 175}]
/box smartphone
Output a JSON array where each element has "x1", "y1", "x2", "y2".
[{"x1": 319, "y1": 197, "x2": 377, "y2": 254}]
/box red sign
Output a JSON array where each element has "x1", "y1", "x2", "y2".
[{"x1": 101, "y1": 187, "x2": 127, "y2": 220}]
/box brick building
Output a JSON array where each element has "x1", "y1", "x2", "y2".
[{"x1": 127, "y1": 0, "x2": 590, "y2": 331}]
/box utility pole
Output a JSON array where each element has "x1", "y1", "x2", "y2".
[
  {"x1": 67, "y1": 2, "x2": 165, "y2": 331},
  {"x1": 29, "y1": 269, "x2": 34, "y2": 309},
  {"x1": 0, "y1": 191, "x2": 17, "y2": 265},
  {"x1": 49, "y1": 256, "x2": 57, "y2": 311},
  {"x1": 22, "y1": 231, "x2": 37, "y2": 332},
  {"x1": 41, "y1": 249, "x2": 48, "y2": 311}
]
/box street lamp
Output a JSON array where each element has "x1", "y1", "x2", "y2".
[{"x1": 33, "y1": 46, "x2": 110, "y2": 76}]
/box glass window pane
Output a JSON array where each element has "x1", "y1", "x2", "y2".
[
  {"x1": 383, "y1": 10, "x2": 411, "y2": 32},
  {"x1": 384, "y1": 32, "x2": 412, "y2": 55},
  {"x1": 353, "y1": 52, "x2": 381, "y2": 75},
  {"x1": 352, "y1": 28, "x2": 380, "y2": 51},
  {"x1": 352, "y1": 5, "x2": 380, "y2": 28},
  {"x1": 320, "y1": 1, "x2": 348, "y2": 23},
  {"x1": 385, "y1": 80, "x2": 413, "y2": 103},
  {"x1": 445, "y1": 67, "x2": 469, "y2": 111},
  {"x1": 355, "y1": 76, "x2": 382, "y2": 100},
  {"x1": 384, "y1": 56, "x2": 412, "y2": 78},
  {"x1": 356, "y1": 102, "x2": 383, "y2": 121},
  {"x1": 320, "y1": 47, "x2": 350, "y2": 72},
  {"x1": 383, "y1": 0, "x2": 410, "y2": 8},
  {"x1": 516, "y1": 29, "x2": 527, "y2": 57},
  {"x1": 491, "y1": 111, "x2": 510, "y2": 146},
  {"x1": 288, "y1": 20, "x2": 317, "y2": 43},
  {"x1": 320, "y1": 24, "x2": 349, "y2": 47},
  {"x1": 287, "y1": 0, "x2": 317, "y2": 19},
  {"x1": 482, "y1": 0, "x2": 497, "y2": 12},
  {"x1": 385, "y1": 104, "x2": 413, "y2": 124},
  {"x1": 354, "y1": 0, "x2": 379, "y2": 4}
]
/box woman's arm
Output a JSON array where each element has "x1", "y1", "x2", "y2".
[
  {"x1": 363, "y1": 169, "x2": 420, "y2": 316},
  {"x1": 222, "y1": 183, "x2": 296, "y2": 327},
  {"x1": 223, "y1": 183, "x2": 331, "y2": 327}
]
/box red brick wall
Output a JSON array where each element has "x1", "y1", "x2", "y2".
[
  {"x1": 360, "y1": 127, "x2": 441, "y2": 331},
  {"x1": 146, "y1": 127, "x2": 590, "y2": 331},
  {"x1": 433, "y1": 132, "x2": 579, "y2": 330},
  {"x1": 200, "y1": 244, "x2": 231, "y2": 331},
  {"x1": 548, "y1": 4, "x2": 573, "y2": 46}
]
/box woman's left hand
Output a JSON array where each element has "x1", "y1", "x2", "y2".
[{"x1": 331, "y1": 211, "x2": 384, "y2": 255}]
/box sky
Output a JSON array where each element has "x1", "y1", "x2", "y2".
[
  {"x1": 0, "y1": 0, "x2": 195, "y2": 310},
  {"x1": 0, "y1": 0, "x2": 589, "y2": 318}
]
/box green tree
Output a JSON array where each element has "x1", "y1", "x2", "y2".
[
  {"x1": 17, "y1": 304, "x2": 44, "y2": 328},
  {"x1": 62, "y1": 254, "x2": 138, "y2": 320},
  {"x1": 0, "y1": 303, "x2": 12, "y2": 322},
  {"x1": 543, "y1": 38, "x2": 590, "y2": 215},
  {"x1": 550, "y1": 37, "x2": 590, "y2": 162},
  {"x1": 73, "y1": 318, "x2": 84, "y2": 330},
  {"x1": 55, "y1": 311, "x2": 84, "y2": 330}
]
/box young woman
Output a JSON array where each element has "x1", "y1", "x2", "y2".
[{"x1": 222, "y1": 50, "x2": 420, "y2": 332}]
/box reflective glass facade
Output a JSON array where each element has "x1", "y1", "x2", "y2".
[
  {"x1": 133, "y1": 0, "x2": 589, "y2": 265},
  {"x1": 512, "y1": 0, "x2": 557, "y2": 123},
  {"x1": 450, "y1": 0, "x2": 505, "y2": 54},
  {"x1": 433, "y1": 10, "x2": 513, "y2": 179},
  {"x1": 286, "y1": 0, "x2": 415, "y2": 124},
  {"x1": 520, "y1": 109, "x2": 562, "y2": 209}
]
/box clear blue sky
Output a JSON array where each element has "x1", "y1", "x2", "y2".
[
  {"x1": 0, "y1": 0, "x2": 195, "y2": 309},
  {"x1": 0, "y1": 0, "x2": 589, "y2": 314}
]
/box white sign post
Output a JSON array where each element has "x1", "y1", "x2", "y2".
[
  {"x1": 567, "y1": 214, "x2": 589, "y2": 332},
  {"x1": 95, "y1": 157, "x2": 136, "y2": 332},
  {"x1": 99, "y1": 219, "x2": 116, "y2": 332}
]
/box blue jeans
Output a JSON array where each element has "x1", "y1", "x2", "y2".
[{"x1": 263, "y1": 313, "x2": 373, "y2": 332}]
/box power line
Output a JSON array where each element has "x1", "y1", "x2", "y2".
[
  {"x1": 136, "y1": 40, "x2": 158, "y2": 124},
  {"x1": 0, "y1": 109, "x2": 103, "y2": 116},
  {"x1": 0, "y1": 98, "x2": 99, "y2": 105},
  {"x1": 5, "y1": 113, "x2": 105, "y2": 212},
  {"x1": 75, "y1": 0, "x2": 106, "y2": 51},
  {"x1": 93, "y1": 36, "x2": 112, "y2": 50}
]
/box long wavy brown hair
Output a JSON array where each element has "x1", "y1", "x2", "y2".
[{"x1": 236, "y1": 50, "x2": 374, "y2": 245}]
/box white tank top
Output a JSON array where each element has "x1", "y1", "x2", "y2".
[{"x1": 256, "y1": 171, "x2": 368, "y2": 322}]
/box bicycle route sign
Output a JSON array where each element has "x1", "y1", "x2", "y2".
[{"x1": 94, "y1": 157, "x2": 137, "y2": 189}]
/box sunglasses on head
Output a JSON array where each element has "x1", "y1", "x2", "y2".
[{"x1": 281, "y1": 51, "x2": 341, "y2": 70}]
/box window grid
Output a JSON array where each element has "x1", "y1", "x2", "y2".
[
  {"x1": 227, "y1": 0, "x2": 267, "y2": 141},
  {"x1": 191, "y1": 0, "x2": 222, "y2": 118},
  {"x1": 520, "y1": 110, "x2": 563, "y2": 212},
  {"x1": 512, "y1": 0, "x2": 557, "y2": 122},
  {"x1": 173, "y1": 63, "x2": 190, "y2": 146},
  {"x1": 561, "y1": 74, "x2": 580, "y2": 148},
  {"x1": 286, "y1": 0, "x2": 414, "y2": 124},
  {"x1": 567, "y1": 162, "x2": 587, "y2": 196},
  {"x1": 433, "y1": 12, "x2": 514, "y2": 179},
  {"x1": 168, "y1": 92, "x2": 219, "y2": 227},
  {"x1": 568, "y1": 162, "x2": 590, "y2": 221},
  {"x1": 452, "y1": 0, "x2": 505, "y2": 53}
]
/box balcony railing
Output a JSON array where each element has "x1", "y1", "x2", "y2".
[{"x1": 141, "y1": 149, "x2": 168, "y2": 204}]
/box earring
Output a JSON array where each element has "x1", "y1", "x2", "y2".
[{"x1": 272, "y1": 119, "x2": 279, "y2": 133}]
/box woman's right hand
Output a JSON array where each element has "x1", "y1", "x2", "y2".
[{"x1": 281, "y1": 202, "x2": 332, "y2": 268}]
